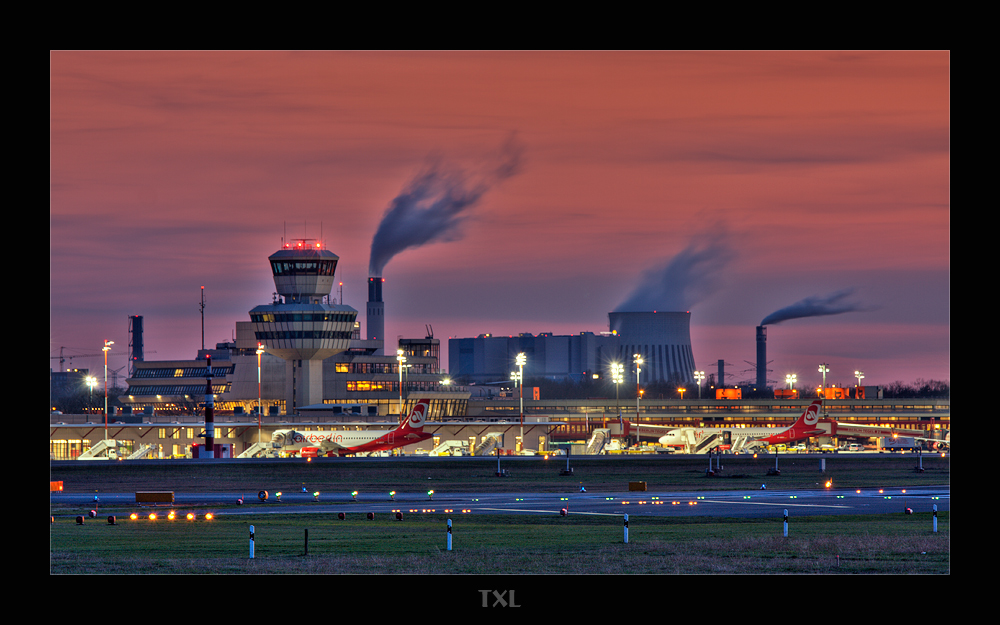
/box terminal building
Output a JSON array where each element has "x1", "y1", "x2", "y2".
[{"x1": 50, "y1": 395, "x2": 950, "y2": 460}]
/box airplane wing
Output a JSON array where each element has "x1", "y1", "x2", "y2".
[
  {"x1": 317, "y1": 438, "x2": 346, "y2": 452},
  {"x1": 832, "y1": 421, "x2": 925, "y2": 438}
]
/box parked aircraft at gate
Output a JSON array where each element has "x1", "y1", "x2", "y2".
[
  {"x1": 271, "y1": 399, "x2": 433, "y2": 456},
  {"x1": 629, "y1": 400, "x2": 825, "y2": 450}
]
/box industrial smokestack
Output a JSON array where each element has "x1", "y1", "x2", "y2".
[
  {"x1": 367, "y1": 276, "x2": 384, "y2": 355},
  {"x1": 756, "y1": 325, "x2": 767, "y2": 391},
  {"x1": 128, "y1": 315, "x2": 143, "y2": 377}
]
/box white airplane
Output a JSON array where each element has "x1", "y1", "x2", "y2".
[
  {"x1": 629, "y1": 400, "x2": 825, "y2": 451},
  {"x1": 827, "y1": 423, "x2": 949, "y2": 451},
  {"x1": 271, "y1": 398, "x2": 433, "y2": 457}
]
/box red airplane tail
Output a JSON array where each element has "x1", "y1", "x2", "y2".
[
  {"x1": 397, "y1": 398, "x2": 430, "y2": 433},
  {"x1": 789, "y1": 400, "x2": 823, "y2": 434}
]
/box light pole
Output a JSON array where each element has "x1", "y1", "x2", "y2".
[
  {"x1": 612, "y1": 362, "x2": 624, "y2": 433},
  {"x1": 103, "y1": 340, "x2": 113, "y2": 440},
  {"x1": 694, "y1": 370, "x2": 705, "y2": 399},
  {"x1": 818, "y1": 364, "x2": 830, "y2": 398},
  {"x1": 633, "y1": 354, "x2": 643, "y2": 417},
  {"x1": 854, "y1": 370, "x2": 864, "y2": 399},
  {"x1": 396, "y1": 349, "x2": 407, "y2": 419},
  {"x1": 257, "y1": 343, "x2": 265, "y2": 437},
  {"x1": 786, "y1": 374, "x2": 797, "y2": 396},
  {"x1": 86, "y1": 376, "x2": 97, "y2": 414},
  {"x1": 517, "y1": 352, "x2": 526, "y2": 451}
]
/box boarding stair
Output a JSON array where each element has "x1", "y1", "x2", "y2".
[
  {"x1": 238, "y1": 441, "x2": 278, "y2": 458},
  {"x1": 473, "y1": 433, "x2": 503, "y2": 456},
  {"x1": 127, "y1": 444, "x2": 156, "y2": 460},
  {"x1": 691, "y1": 432, "x2": 724, "y2": 454},
  {"x1": 78, "y1": 439, "x2": 118, "y2": 460},
  {"x1": 728, "y1": 434, "x2": 753, "y2": 453},
  {"x1": 587, "y1": 429, "x2": 609, "y2": 455},
  {"x1": 431, "y1": 440, "x2": 468, "y2": 456}
]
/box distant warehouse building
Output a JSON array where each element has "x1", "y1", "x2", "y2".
[
  {"x1": 449, "y1": 331, "x2": 620, "y2": 384},
  {"x1": 449, "y1": 311, "x2": 697, "y2": 386}
]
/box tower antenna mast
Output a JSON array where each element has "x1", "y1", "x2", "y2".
[{"x1": 200, "y1": 286, "x2": 205, "y2": 350}]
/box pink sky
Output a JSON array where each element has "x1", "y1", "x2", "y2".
[{"x1": 50, "y1": 51, "x2": 949, "y2": 388}]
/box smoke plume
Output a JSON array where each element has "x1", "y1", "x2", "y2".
[
  {"x1": 761, "y1": 288, "x2": 869, "y2": 326},
  {"x1": 614, "y1": 231, "x2": 736, "y2": 313},
  {"x1": 368, "y1": 135, "x2": 524, "y2": 277}
]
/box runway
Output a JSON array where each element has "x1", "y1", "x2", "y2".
[{"x1": 51, "y1": 484, "x2": 949, "y2": 519}]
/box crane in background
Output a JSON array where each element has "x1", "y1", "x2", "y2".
[{"x1": 50, "y1": 346, "x2": 156, "y2": 371}]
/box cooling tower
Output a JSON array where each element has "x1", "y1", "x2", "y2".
[{"x1": 608, "y1": 311, "x2": 695, "y2": 384}]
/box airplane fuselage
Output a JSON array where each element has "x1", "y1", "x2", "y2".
[
  {"x1": 658, "y1": 425, "x2": 820, "y2": 447},
  {"x1": 273, "y1": 428, "x2": 432, "y2": 455}
]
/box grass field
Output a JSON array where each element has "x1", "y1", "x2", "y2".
[
  {"x1": 49, "y1": 511, "x2": 949, "y2": 575},
  {"x1": 49, "y1": 455, "x2": 950, "y2": 575}
]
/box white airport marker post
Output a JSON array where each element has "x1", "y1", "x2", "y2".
[
  {"x1": 447, "y1": 519, "x2": 453, "y2": 551},
  {"x1": 933, "y1": 505, "x2": 938, "y2": 533},
  {"x1": 249, "y1": 525, "x2": 255, "y2": 559},
  {"x1": 783, "y1": 510, "x2": 788, "y2": 537},
  {"x1": 623, "y1": 514, "x2": 629, "y2": 544}
]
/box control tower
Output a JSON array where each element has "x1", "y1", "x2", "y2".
[{"x1": 249, "y1": 239, "x2": 358, "y2": 414}]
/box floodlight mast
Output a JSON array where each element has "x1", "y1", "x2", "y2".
[{"x1": 517, "y1": 353, "x2": 526, "y2": 451}]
